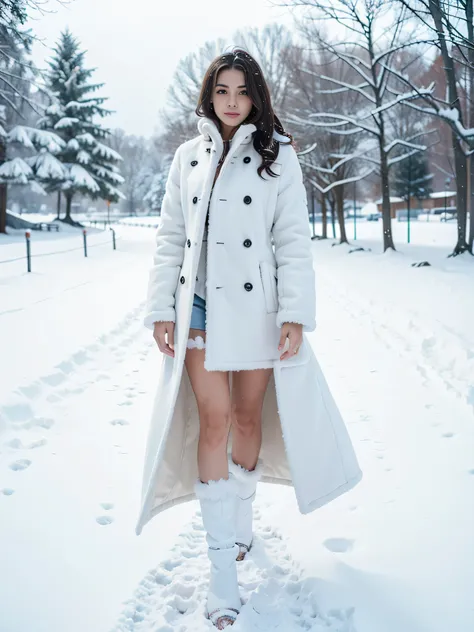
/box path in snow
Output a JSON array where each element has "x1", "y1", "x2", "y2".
[{"x1": 112, "y1": 503, "x2": 356, "y2": 632}]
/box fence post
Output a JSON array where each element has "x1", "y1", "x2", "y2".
[
  {"x1": 25, "y1": 231, "x2": 31, "y2": 272},
  {"x1": 110, "y1": 227, "x2": 116, "y2": 250},
  {"x1": 83, "y1": 229, "x2": 88, "y2": 257}
]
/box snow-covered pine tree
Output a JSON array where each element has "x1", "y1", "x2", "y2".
[
  {"x1": 0, "y1": 104, "x2": 66, "y2": 196},
  {"x1": 392, "y1": 151, "x2": 433, "y2": 207},
  {"x1": 39, "y1": 29, "x2": 124, "y2": 224}
]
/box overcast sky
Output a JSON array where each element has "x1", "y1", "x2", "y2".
[{"x1": 29, "y1": 0, "x2": 298, "y2": 138}]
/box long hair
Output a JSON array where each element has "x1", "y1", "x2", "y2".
[{"x1": 196, "y1": 48, "x2": 294, "y2": 179}]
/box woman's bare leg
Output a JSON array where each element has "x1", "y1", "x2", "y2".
[
  {"x1": 185, "y1": 327, "x2": 231, "y2": 482},
  {"x1": 230, "y1": 369, "x2": 272, "y2": 471}
]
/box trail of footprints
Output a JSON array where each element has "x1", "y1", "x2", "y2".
[
  {"x1": 112, "y1": 505, "x2": 356, "y2": 632},
  {"x1": 1, "y1": 303, "x2": 150, "y2": 503}
]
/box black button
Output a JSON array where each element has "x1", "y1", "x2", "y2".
[
  {"x1": 244, "y1": 282, "x2": 253, "y2": 291},
  {"x1": 193, "y1": 196, "x2": 198, "y2": 204},
  {"x1": 243, "y1": 239, "x2": 252, "y2": 248},
  {"x1": 243, "y1": 156, "x2": 251, "y2": 163},
  {"x1": 180, "y1": 276, "x2": 185, "y2": 284},
  {"x1": 187, "y1": 239, "x2": 191, "y2": 248},
  {"x1": 244, "y1": 195, "x2": 252, "y2": 205},
  {"x1": 206, "y1": 147, "x2": 211, "y2": 153},
  {"x1": 191, "y1": 160, "x2": 198, "y2": 166}
]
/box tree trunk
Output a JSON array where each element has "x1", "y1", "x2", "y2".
[
  {"x1": 467, "y1": 0, "x2": 474, "y2": 252},
  {"x1": 329, "y1": 193, "x2": 336, "y2": 238},
  {"x1": 379, "y1": 146, "x2": 396, "y2": 251},
  {"x1": 451, "y1": 134, "x2": 469, "y2": 256},
  {"x1": 321, "y1": 193, "x2": 328, "y2": 239},
  {"x1": 469, "y1": 154, "x2": 474, "y2": 253},
  {"x1": 0, "y1": 139, "x2": 6, "y2": 234},
  {"x1": 0, "y1": 184, "x2": 7, "y2": 235},
  {"x1": 65, "y1": 192, "x2": 73, "y2": 222},
  {"x1": 335, "y1": 185, "x2": 348, "y2": 243},
  {"x1": 56, "y1": 191, "x2": 62, "y2": 220}
]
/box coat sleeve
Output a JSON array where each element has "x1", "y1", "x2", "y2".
[
  {"x1": 271, "y1": 145, "x2": 316, "y2": 332},
  {"x1": 144, "y1": 144, "x2": 186, "y2": 330}
]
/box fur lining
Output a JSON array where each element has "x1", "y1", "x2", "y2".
[
  {"x1": 144, "y1": 310, "x2": 175, "y2": 330},
  {"x1": 228, "y1": 458, "x2": 264, "y2": 483},
  {"x1": 194, "y1": 476, "x2": 237, "y2": 501}
]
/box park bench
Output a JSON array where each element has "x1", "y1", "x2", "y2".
[{"x1": 33, "y1": 221, "x2": 60, "y2": 232}]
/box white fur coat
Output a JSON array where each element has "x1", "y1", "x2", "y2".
[{"x1": 136, "y1": 117, "x2": 362, "y2": 535}]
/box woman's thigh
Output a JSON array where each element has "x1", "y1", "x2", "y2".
[
  {"x1": 231, "y1": 368, "x2": 273, "y2": 417},
  {"x1": 185, "y1": 328, "x2": 231, "y2": 417}
]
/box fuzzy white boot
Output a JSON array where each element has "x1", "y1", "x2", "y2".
[
  {"x1": 194, "y1": 477, "x2": 241, "y2": 629},
  {"x1": 228, "y1": 458, "x2": 263, "y2": 561}
]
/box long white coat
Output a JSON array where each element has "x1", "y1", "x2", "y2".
[{"x1": 136, "y1": 116, "x2": 362, "y2": 535}]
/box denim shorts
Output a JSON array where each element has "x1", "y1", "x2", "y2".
[{"x1": 190, "y1": 293, "x2": 206, "y2": 330}]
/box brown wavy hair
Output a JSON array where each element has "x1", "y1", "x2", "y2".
[{"x1": 196, "y1": 47, "x2": 294, "y2": 179}]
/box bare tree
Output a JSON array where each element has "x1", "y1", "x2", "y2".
[
  {"x1": 232, "y1": 24, "x2": 295, "y2": 114},
  {"x1": 392, "y1": 0, "x2": 474, "y2": 255},
  {"x1": 278, "y1": 0, "x2": 434, "y2": 251}
]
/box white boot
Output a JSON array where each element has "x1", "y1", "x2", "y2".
[
  {"x1": 228, "y1": 458, "x2": 263, "y2": 561},
  {"x1": 194, "y1": 477, "x2": 241, "y2": 629}
]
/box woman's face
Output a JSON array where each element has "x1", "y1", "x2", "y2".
[{"x1": 211, "y1": 68, "x2": 253, "y2": 135}]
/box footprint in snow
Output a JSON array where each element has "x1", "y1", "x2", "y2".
[
  {"x1": 96, "y1": 515, "x2": 114, "y2": 526},
  {"x1": 100, "y1": 502, "x2": 114, "y2": 510},
  {"x1": 323, "y1": 537, "x2": 354, "y2": 553},
  {"x1": 5, "y1": 437, "x2": 47, "y2": 450},
  {"x1": 110, "y1": 419, "x2": 129, "y2": 426},
  {"x1": 26, "y1": 417, "x2": 55, "y2": 430},
  {"x1": 41, "y1": 372, "x2": 66, "y2": 387},
  {"x1": 9, "y1": 459, "x2": 32, "y2": 471}
]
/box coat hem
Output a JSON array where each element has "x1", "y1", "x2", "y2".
[
  {"x1": 296, "y1": 469, "x2": 363, "y2": 514},
  {"x1": 135, "y1": 470, "x2": 362, "y2": 535},
  {"x1": 204, "y1": 358, "x2": 277, "y2": 372}
]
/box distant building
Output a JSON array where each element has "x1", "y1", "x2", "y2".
[{"x1": 376, "y1": 191, "x2": 456, "y2": 217}]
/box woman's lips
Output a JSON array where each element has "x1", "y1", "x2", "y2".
[{"x1": 225, "y1": 113, "x2": 240, "y2": 117}]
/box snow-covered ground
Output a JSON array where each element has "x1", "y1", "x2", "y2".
[{"x1": 0, "y1": 222, "x2": 473, "y2": 632}]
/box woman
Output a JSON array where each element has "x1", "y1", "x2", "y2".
[{"x1": 137, "y1": 49, "x2": 362, "y2": 629}]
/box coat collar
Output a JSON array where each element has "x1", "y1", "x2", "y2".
[{"x1": 197, "y1": 116, "x2": 291, "y2": 150}]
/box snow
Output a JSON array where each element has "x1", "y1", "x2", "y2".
[
  {"x1": 67, "y1": 138, "x2": 81, "y2": 151},
  {"x1": 93, "y1": 142, "x2": 123, "y2": 162},
  {"x1": 0, "y1": 157, "x2": 33, "y2": 182},
  {"x1": 76, "y1": 132, "x2": 97, "y2": 147},
  {"x1": 0, "y1": 223, "x2": 473, "y2": 631},
  {"x1": 429, "y1": 190, "x2": 456, "y2": 199},
  {"x1": 68, "y1": 164, "x2": 101, "y2": 192},
  {"x1": 77, "y1": 149, "x2": 91, "y2": 164},
  {"x1": 27, "y1": 151, "x2": 67, "y2": 181},
  {"x1": 8, "y1": 125, "x2": 35, "y2": 149},
  {"x1": 54, "y1": 116, "x2": 80, "y2": 130}
]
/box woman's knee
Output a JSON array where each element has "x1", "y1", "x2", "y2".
[
  {"x1": 199, "y1": 406, "x2": 231, "y2": 449},
  {"x1": 231, "y1": 403, "x2": 261, "y2": 436}
]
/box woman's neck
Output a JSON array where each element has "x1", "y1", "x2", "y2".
[{"x1": 220, "y1": 122, "x2": 239, "y2": 142}]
